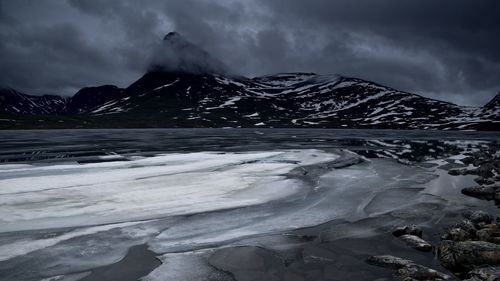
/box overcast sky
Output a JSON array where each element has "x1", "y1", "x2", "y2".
[{"x1": 1, "y1": 0, "x2": 499, "y2": 106}]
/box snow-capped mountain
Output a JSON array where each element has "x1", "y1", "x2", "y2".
[
  {"x1": 0, "y1": 87, "x2": 67, "y2": 115},
  {"x1": 482, "y1": 92, "x2": 500, "y2": 118},
  {"x1": 0, "y1": 33, "x2": 498, "y2": 130},
  {"x1": 1, "y1": 72, "x2": 498, "y2": 130},
  {"x1": 65, "y1": 85, "x2": 124, "y2": 114}
]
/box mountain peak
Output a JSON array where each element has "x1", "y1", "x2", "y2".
[
  {"x1": 484, "y1": 91, "x2": 500, "y2": 109},
  {"x1": 149, "y1": 32, "x2": 232, "y2": 76},
  {"x1": 163, "y1": 32, "x2": 182, "y2": 41}
]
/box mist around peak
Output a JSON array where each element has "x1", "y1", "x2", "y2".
[{"x1": 148, "y1": 32, "x2": 234, "y2": 76}]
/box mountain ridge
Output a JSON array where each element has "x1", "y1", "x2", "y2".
[
  {"x1": 1, "y1": 71, "x2": 498, "y2": 130},
  {"x1": 0, "y1": 32, "x2": 498, "y2": 130}
]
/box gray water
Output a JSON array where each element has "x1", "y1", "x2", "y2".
[
  {"x1": 1, "y1": 128, "x2": 498, "y2": 163},
  {"x1": 0, "y1": 129, "x2": 498, "y2": 281}
]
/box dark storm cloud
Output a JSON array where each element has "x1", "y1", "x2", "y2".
[
  {"x1": 0, "y1": 0, "x2": 499, "y2": 105},
  {"x1": 0, "y1": 0, "x2": 158, "y2": 96},
  {"x1": 253, "y1": 0, "x2": 500, "y2": 105}
]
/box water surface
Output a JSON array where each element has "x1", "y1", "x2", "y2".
[{"x1": 0, "y1": 129, "x2": 498, "y2": 281}]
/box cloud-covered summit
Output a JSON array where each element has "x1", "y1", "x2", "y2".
[{"x1": 148, "y1": 32, "x2": 232, "y2": 75}]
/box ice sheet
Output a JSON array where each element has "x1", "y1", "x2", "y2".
[
  {"x1": 0, "y1": 150, "x2": 480, "y2": 281},
  {"x1": 0, "y1": 221, "x2": 145, "y2": 262},
  {"x1": 148, "y1": 158, "x2": 439, "y2": 253},
  {"x1": 0, "y1": 150, "x2": 338, "y2": 232}
]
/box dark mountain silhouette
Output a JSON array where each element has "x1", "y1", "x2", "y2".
[{"x1": 0, "y1": 33, "x2": 498, "y2": 130}]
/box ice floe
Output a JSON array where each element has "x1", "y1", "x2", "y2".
[{"x1": 0, "y1": 150, "x2": 338, "y2": 232}]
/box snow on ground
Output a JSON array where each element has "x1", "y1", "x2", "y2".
[
  {"x1": 153, "y1": 79, "x2": 179, "y2": 91},
  {"x1": 206, "y1": 96, "x2": 242, "y2": 110},
  {"x1": 244, "y1": 112, "x2": 259, "y2": 118},
  {"x1": 90, "y1": 100, "x2": 119, "y2": 113}
]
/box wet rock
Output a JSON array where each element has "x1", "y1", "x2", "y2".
[
  {"x1": 476, "y1": 229, "x2": 494, "y2": 242},
  {"x1": 474, "y1": 177, "x2": 496, "y2": 185},
  {"x1": 450, "y1": 161, "x2": 499, "y2": 179},
  {"x1": 442, "y1": 220, "x2": 478, "y2": 241},
  {"x1": 471, "y1": 153, "x2": 488, "y2": 167},
  {"x1": 464, "y1": 266, "x2": 500, "y2": 281},
  {"x1": 366, "y1": 255, "x2": 413, "y2": 269},
  {"x1": 449, "y1": 169, "x2": 465, "y2": 176},
  {"x1": 399, "y1": 235, "x2": 433, "y2": 252},
  {"x1": 367, "y1": 255, "x2": 451, "y2": 280},
  {"x1": 463, "y1": 210, "x2": 493, "y2": 225},
  {"x1": 439, "y1": 242, "x2": 458, "y2": 269},
  {"x1": 462, "y1": 186, "x2": 496, "y2": 200},
  {"x1": 458, "y1": 220, "x2": 481, "y2": 235},
  {"x1": 438, "y1": 241, "x2": 500, "y2": 270},
  {"x1": 396, "y1": 263, "x2": 452, "y2": 280},
  {"x1": 441, "y1": 162, "x2": 467, "y2": 171},
  {"x1": 462, "y1": 156, "x2": 476, "y2": 165},
  {"x1": 442, "y1": 227, "x2": 472, "y2": 242},
  {"x1": 477, "y1": 164, "x2": 495, "y2": 179},
  {"x1": 483, "y1": 224, "x2": 499, "y2": 232},
  {"x1": 393, "y1": 225, "x2": 423, "y2": 238}
]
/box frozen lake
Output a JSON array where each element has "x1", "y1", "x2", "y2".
[{"x1": 0, "y1": 129, "x2": 498, "y2": 281}]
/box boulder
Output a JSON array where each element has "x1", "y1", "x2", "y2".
[
  {"x1": 462, "y1": 186, "x2": 496, "y2": 200},
  {"x1": 464, "y1": 266, "x2": 500, "y2": 281},
  {"x1": 476, "y1": 229, "x2": 494, "y2": 242},
  {"x1": 477, "y1": 164, "x2": 495, "y2": 179},
  {"x1": 399, "y1": 235, "x2": 433, "y2": 252},
  {"x1": 397, "y1": 263, "x2": 452, "y2": 280},
  {"x1": 366, "y1": 255, "x2": 451, "y2": 280},
  {"x1": 393, "y1": 225, "x2": 423, "y2": 238},
  {"x1": 449, "y1": 169, "x2": 465, "y2": 176},
  {"x1": 442, "y1": 220, "x2": 477, "y2": 241},
  {"x1": 462, "y1": 156, "x2": 476, "y2": 165},
  {"x1": 482, "y1": 224, "x2": 498, "y2": 232},
  {"x1": 366, "y1": 255, "x2": 413, "y2": 269},
  {"x1": 474, "y1": 177, "x2": 496, "y2": 185},
  {"x1": 457, "y1": 220, "x2": 480, "y2": 235},
  {"x1": 463, "y1": 210, "x2": 493, "y2": 225},
  {"x1": 438, "y1": 241, "x2": 500, "y2": 270},
  {"x1": 442, "y1": 227, "x2": 472, "y2": 242}
]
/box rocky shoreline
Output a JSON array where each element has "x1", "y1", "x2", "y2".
[{"x1": 367, "y1": 148, "x2": 500, "y2": 280}]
